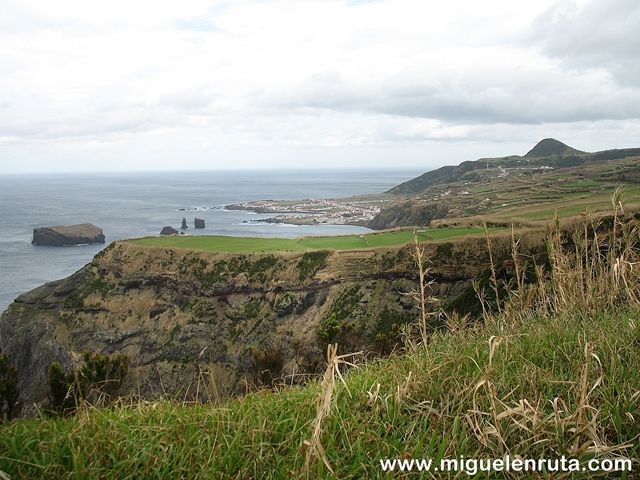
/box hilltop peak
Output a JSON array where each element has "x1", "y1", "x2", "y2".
[{"x1": 525, "y1": 138, "x2": 583, "y2": 158}]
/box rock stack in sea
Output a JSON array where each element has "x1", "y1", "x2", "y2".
[
  {"x1": 194, "y1": 218, "x2": 205, "y2": 229},
  {"x1": 160, "y1": 226, "x2": 179, "y2": 236},
  {"x1": 32, "y1": 224, "x2": 105, "y2": 246},
  {"x1": 181, "y1": 218, "x2": 188, "y2": 229}
]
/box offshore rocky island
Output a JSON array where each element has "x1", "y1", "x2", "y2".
[{"x1": 32, "y1": 223, "x2": 105, "y2": 247}]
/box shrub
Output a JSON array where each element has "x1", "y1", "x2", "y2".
[
  {"x1": 243, "y1": 301, "x2": 261, "y2": 319},
  {"x1": 47, "y1": 362, "x2": 75, "y2": 415},
  {"x1": 47, "y1": 352, "x2": 129, "y2": 415},
  {"x1": 297, "y1": 251, "x2": 329, "y2": 280},
  {"x1": 317, "y1": 313, "x2": 341, "y2": 341},
  {"x1": 317, "y1": 285, "x2": 363, "y2": 342},
  {"x1": 77, "y1": 352, "x2": 129, "y2": 399},
  {"x1": 250, "y1": 347, "x2": 284, "y2": 386},
  {"x1": 0, "y1": 353, "x2": 19, "y2": 421}
]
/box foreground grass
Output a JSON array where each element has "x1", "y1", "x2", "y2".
[
  {"x1": 128, "y1": 227, "x2": 490, "y2": 253},
  {"x1": 2, "y1": 309, "x2": 639, "y2": 479}
]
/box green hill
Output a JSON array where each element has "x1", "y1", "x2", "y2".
[
  {"x1": 388, "y1": 139, "x2": 640, "y2": 195},
  {"x1": 524, "y1": 137, "x2": 584, "y2": 157}
]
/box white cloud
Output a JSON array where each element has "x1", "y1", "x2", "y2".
[{"x1": 0, "y1": 0, "x2": 639, "y2": 172}]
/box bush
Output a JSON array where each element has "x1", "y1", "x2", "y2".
[
  {"x1": 47, "y1": 352, "x2": 129, "y2": 415},
  {"x1": 250, "y1": 347, "x2": 284, "y2": 386},
  {"x1": 78, "y1": 352, "x2": 129, "y2": 399},
  {"x1": 47, "y1": 362, "x2": 75, "y2": 415},
  {"x1": 297, "y1": 251, "x2": 329, "y2": 280},
  {"x1": 317, "y1": 285, "x2": 362, "y2": 342},
  {"x1": 0, "y1": 353, "x2": 19, "y2": 421}
]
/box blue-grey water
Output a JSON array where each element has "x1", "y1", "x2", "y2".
[{"x1": 0, "y1": 169, "x2": 421, "y2": 313}]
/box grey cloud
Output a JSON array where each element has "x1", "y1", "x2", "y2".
[
  {"x1": 0, "y1": 101, "x2": 163, "y2": 141},
  {"x1": 0, "y1": 116, "x2": 154, "y2": 140},
  {"x1": 275, "y1": 66, "x2": 640, "y2": 125},
  {"x1": 372, "y1": 82, "x2": 640, "y2": 124},
  {"x1": 530, "y1": 0, "x2": 640, "y2": 85},
  {"x1": 268, "y1": 0, "x2": 640, "y2": 126}
]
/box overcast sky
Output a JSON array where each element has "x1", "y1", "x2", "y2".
[{"x1": 1, "y1": 0, "x2": 639, "y2": 173}]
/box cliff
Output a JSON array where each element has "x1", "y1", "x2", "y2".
[{"x1": 0, "y1": 233, "x2": 546, "y2": 414}]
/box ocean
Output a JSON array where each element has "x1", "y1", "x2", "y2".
[{"x1": 0, "y1": 169, "x2": 422, "y2": 313}]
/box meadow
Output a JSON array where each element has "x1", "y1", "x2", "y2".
[
  {"x1": 411, "y1": 156, "x2": 640, "y2": 223},
  {"x1": 129, "y1": 227, "x2": 490, "y2": 253}
]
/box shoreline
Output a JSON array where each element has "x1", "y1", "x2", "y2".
[{"x1": 225, "y1": 196, "x2": 390, "y2": 228}]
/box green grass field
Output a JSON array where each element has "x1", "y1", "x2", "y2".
[
  {"x1": 129, "y1": 227, "x2": 490, "y2": 253},
  {"x1": 493, "y1": 186, "x2": 640, "y2": 221},
  {"x1": 411, "y1": 156, "x2": 640, "y2": 222}
]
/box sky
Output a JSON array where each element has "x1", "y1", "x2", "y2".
[{"x1": 1, "y1": 0, "x2": 639, "y2": 173}]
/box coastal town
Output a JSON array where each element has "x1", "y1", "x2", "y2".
[{"x1": 226, "y1": 197, "x2": 386, "y2": 226}]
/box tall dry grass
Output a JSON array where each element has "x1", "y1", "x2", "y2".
[
  {"x1": 495, "y1": 190, "x2": 640, "y2": 329},
  {"x1": 399, "y1": 192, "x2": 640, "y2": 476}
]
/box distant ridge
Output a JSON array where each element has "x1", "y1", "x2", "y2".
[
  {"x1": 388, "y1": 139, "x2": 640, "y2": 195},
  {"x1": 524, "y1": 138, "x2": 584, "y2": 158}
]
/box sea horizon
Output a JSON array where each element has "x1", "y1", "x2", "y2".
[{"x1": 0, "y1": 166, "x2": 429, "y2": 177}]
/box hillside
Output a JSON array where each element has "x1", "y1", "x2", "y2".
[
  {"x1": 2, "y1": 310, "x2": 637, "y2": 479},
  {"x1": 524, "y1": 137, "x2": 584, "y2": 157},
  {"x1": 388, "y1": 139, "x2": 640, "y2": 195},
  {"x1": 366, "y1": 140, "x2": 640, "y2": 230},
  {"x1": 214, "y1": 140, "x2": 640, "y2": 231}
]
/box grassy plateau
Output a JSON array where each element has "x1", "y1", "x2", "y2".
[{"x1": 129, "y1": 227, "x2": 491, "y2": 253}]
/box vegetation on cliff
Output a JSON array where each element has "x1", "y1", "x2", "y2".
[
  {"x1": 0, "y1": 354, "x2": 19, "y2": 421},
  {"x1": 368, "y1": 200, "x2": 449, "y2": 230},
  {"x1": 47, "y1": 352, "x2": 129, "y2": 415}
]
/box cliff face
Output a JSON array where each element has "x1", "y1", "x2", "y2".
[
  {"x1": 0, "y1": 234, "x2": 542, "y2": 413},
  {"x1": 368, "y1": 201, "x2": 449, "y2": 230}
]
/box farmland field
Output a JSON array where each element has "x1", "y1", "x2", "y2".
[
  {"x1": 488, "y1": 185, "x2": 640, "y2": 221},
  {"x1": 129, "y1": 227, "x2": 491, "y2": 253}
]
